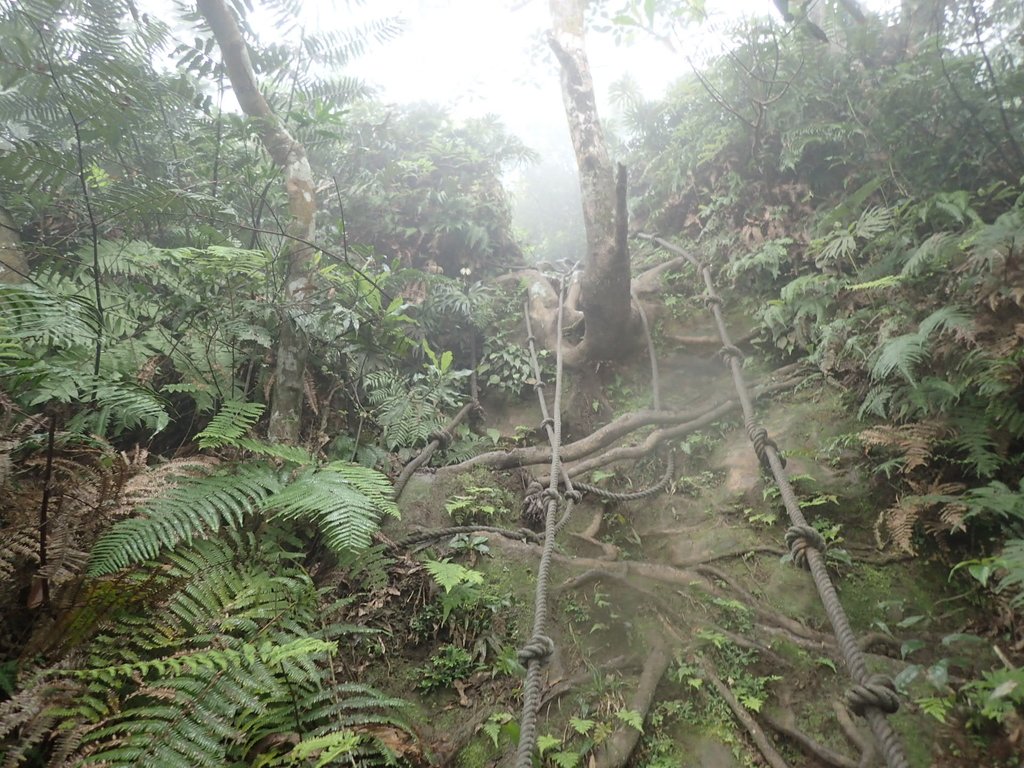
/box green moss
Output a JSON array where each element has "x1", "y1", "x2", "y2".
[{"x1": 454, "y1": 734, "x2": 503, "y2": 768}]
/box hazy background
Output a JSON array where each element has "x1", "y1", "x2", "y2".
[{"x1": 251, "y1": 0, "x2": 899, "y2": 260}]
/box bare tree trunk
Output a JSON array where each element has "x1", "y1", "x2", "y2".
[
  {"x1": 0, "y1": 204, "x2": 28, "y2": 283},
  {"x1": 198, "y1": 0, "x2": 315, "y2": 444},
  {"x1": 548, "y1": 0, "x2": 635, "y2": 365},
  {"x1": 898, "y1": 0, "x2": 947, "y2": 56}
]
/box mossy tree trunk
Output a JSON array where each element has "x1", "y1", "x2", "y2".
[
  {"x1": 198, "y1": 0, "x2": 315, "y2": 444},
  {"x1": 548, "y1": 0, "x2": 635, "y2": 365}
]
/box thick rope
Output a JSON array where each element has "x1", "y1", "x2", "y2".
[
  {"x1": 639, "y1": 233, "x2": 909, "y2": 768},
  {"x1": 570, "y1": 451, "x2": 675, "y2": 502},
  {"x1": 514, "y1": 274, "x2": 578, "y2": 768},
  {"x1": 560, "y1": 290, "x2": 673, "y2": 503},
  {"x1": 393, "y1": 400, "x2": 476, "y2": 500},
  {"x1": 396, "y1": 525, "x2": 542, "y2": 549}
]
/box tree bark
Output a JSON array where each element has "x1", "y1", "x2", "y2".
[
  {"x1": 548, "y1": 0, "x2": 635, "y2": 365},
  {"x1": 0, "y1": 204, "x2": 28, "y2": 283},
  {"x1": 197, "y1": 0, "x2": 315, "y2": 444}
]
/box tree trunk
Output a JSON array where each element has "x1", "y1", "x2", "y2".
[
  {"x1": 548, "y1": 0, "x2": 635, "y2": 365},
  {"x1": 0, "y1": 204, "x2": 28, "y2": 283},
  {"x1": 898, "y1": 0, "x2": 946, "y2": 57},
  {"x1": 197, "y1": 0, "x2": 315, "y2": 444}
]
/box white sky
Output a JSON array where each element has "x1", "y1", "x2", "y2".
[
  {"x1": 325, "y1": 0, "x2": 898, "y2": 151},
  {"x1": 342, "y1": 0, "x2": 770, "y2": 136}
]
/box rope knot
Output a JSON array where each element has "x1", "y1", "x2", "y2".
[
  {"x1": 539, "y1": 417, "x2": 555, "y2": 430},
  {"x1": 719, "y1": 344, "x2": 744, "y2": 364},
  {"x1": 428, "y1": 429, "x2": 452, "y2": 451},
  {"x1": 517, "y1": 634, "x2": 555, "y2": 666},
  {"x1": 564, "y1": 489, "x2": 583, "y2": 504},
  {"x1": 541, "y1": 487, "x2": 561, "y2": 503},
  {"x1": 516, "y1": 527, "x2": 542, "y2": 544},
  {"x1": 745, "y1": 422, "x2": 782, "y2": 469},
  {"x1": 785, "y1": 525, "x2": 827, "y2": 569},
  {"x1": 845, "y1": 675, "x2": 900, "y2": 716},
  {"x1": 703, "y1": 293, "x2": 724, "y2": 308}
]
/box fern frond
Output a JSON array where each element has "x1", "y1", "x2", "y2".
[
  {"x1": 901, "y1": 232, "x2": 958, "y2": 276},
  {"x1": 86, "y1": 464, "x2": 281, "y2": 576},
  {"x1": 859, "y1": 421, "x2": 949, "y2": 474},
  {"x1": 195, "y1": 400, "x2": 266, "y2": 449},
  {"x1": 65, "y1": 637, "x2": 335, "y2": 685},
  {"x1": 918, "y1": 306, "x2": 973, "y2": 339},
  {"x1": 265, "y1": 463, "x2": 398, "y2": 554},
  {"x1": 852, "y1": 205, "x2": 894, "y2": 240},
  {"x1": 231, "y1": 438, "x2": 315, "y2": 464},
  {"x1": 0, "y1": 283, "x2": 100, "y2": 347},
  {"x1": 871, "y1": 333, "x2": 928, "y2": 384}
]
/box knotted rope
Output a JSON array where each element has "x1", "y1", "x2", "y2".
[
  {"x1": 639, "y1": 233, "x2": 909, "y2": 768},
  {"x1": 514, "y1": 273, "x2": 579, "y2": 768}
]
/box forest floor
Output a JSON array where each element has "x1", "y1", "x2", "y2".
[{"x1": 357, "y1": 306, "x2": 1008, "y2": 768}]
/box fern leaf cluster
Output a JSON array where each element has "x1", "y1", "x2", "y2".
[
  {"x1": 2, "y1": 533, "x2": 410, "y2": 767},
  {"x1": 87, "y1": 449, "x2": 397, "y2": 577}
]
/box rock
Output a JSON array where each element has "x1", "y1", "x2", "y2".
[
  {"x1": 717, "y1": 438, "x2": 763, "y2": 503},
  {"x1": 692, "y1": 735, "x2": 740, "y2": 767}
]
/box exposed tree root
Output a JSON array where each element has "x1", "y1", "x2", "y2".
[
  {"x1": 567, "y1": 509, "x2": 618, "y2": 559},
  {"x1": 761, "y1": 711, "x2": 860, "y2": 768},
  {"x1": 454, "y1": 401, "x2": 729, "y2": 471},
  {"x1": 696, "y1": 564, "x2": 836, "y2": 646},
  {"x1": 704, "y1": 660, "x2": 792, "y2": 768},
  {"x1": 493, "y1": 538, "x2": 834, "y2": 655},
  {"x1": 449, "y1": 374, "x2": 800, "y2": 473},
  {"x1": 846, "y1": 547, "x2": 916, "y2": 566},
  {"x1": 857, "y1": 631, "x2": 902, "y2": 656},
  {"x1": 832, "y1": 700, "x2": 876, "y2": 768},
  {"x1": 670, "y1": 545, "x2": 786, "y2": 569},
  {"x1": 550, "y1": 376, "x2": 801, "y2": 481},
  {"x1": 431, "y1": 706, "x2": 502, "y2": 767},
  {"x1": 539, "y1": 654, "x2": 642, "y2": 712},
  {"x1": 554, "y1": 567, "x2": 788, "y2": 666},
  {"x1": 394, "y1": 400, "x2": 476, "y2": 499},
  {"x1": 592, "y1": 635, "x2": 671, "y2": 768},
  {"x1": 631, "y1": 255, "x2": 692, "y2": 294}
]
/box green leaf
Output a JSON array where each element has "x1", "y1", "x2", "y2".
[
  {"x1": 287, "y1": 731, "x2": 361, "y2": 767},
  {"x1": 423, "y1": 558, "x2": 484, "y2": 593},
  {"x1": 196, "y1": 400, "x2": 266, "y2": 449},
  {"x1": 537, "y1": 734, "x2": 561, "y2": 756},
  {"x1": 615, "y1": 708, "x2": 644, "y2": 732},
  {"x1": 901, "y1": 639, "x2": 926, "y2": 659},
  {"x1": 739, "y1": 693, "x2": 764, "y2": 712},
  {"x1": 568, "y1": 717, "x2": 595, "y2": 735}
]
